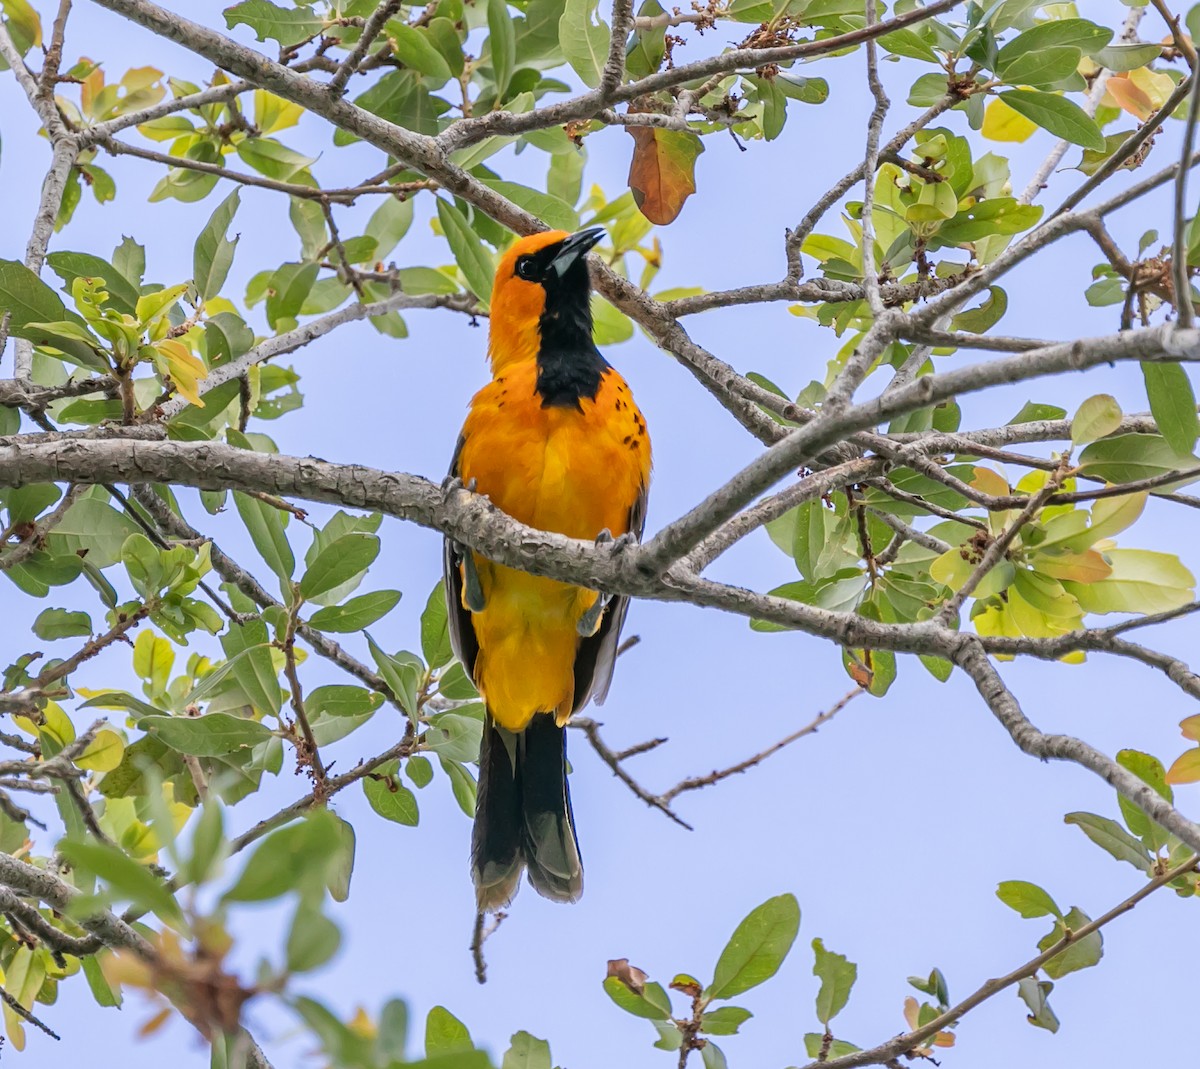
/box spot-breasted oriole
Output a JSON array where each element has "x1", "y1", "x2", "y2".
[{"x1": 444, "y1": 228, "x2": 652, "y2": 911}]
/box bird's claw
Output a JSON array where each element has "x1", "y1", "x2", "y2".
[
  {"x1": 595, "y1": 528, "x2": 637, "y2": 549},
  {"x1": 441, "y1": 475, "x2": 478, "y2": 500}
]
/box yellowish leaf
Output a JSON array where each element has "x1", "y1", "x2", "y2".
[
  {"x1": 1181, "y1": 714, "x2": 1200, "y2": 741},
  {"x1": 981, "y1": 98, "x2": 1036, "y2": 142},
  {"x1": 971, "y1": 466, "x2": 1010, "y2": 497},
  {"x1": 1034, "y1": 549, "x2": 1112, "y2": 584},
  {"x1": 15, "y1": 700, "x2": 75, "y2": 747},
  {"x1": 77, "y1": 728, "x2": 125, "y2": 772},
  {"x1": 254, "y1": 89, "x2": 303, "y2": 134},
  {"x1": 154, "y1": 338, "x2": 208, "y2": 408},
  {"x1": 1165, "y1": 747, "x2": 1200, "y2": 785},
  {"x1": 138, "y1": 1006, "x2": 173, "y2": 1038}
]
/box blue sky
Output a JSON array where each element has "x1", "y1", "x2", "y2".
[{"x1": 2, "y1": 1, "x2": 1199, "y2": 1066}]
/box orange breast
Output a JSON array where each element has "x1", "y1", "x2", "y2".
[{"x1": 455, "y1": 359, "x2": 650, "y2": 730}]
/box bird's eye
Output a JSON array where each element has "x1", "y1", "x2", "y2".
[{"x1": 515, "y1": 256, "x2": 539, "y2": 281}]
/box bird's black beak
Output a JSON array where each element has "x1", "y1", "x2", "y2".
[{"x1": 548, "y1": 227, "x2": 604, "y2": 279}]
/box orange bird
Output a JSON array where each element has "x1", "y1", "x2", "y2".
[{"x1": 444, "y1": 228, "x2": 651, "y2": 910}]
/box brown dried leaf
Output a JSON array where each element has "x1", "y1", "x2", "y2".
[
  {"x1": 669, "y1": 973, "x2": 703, "y2": 998},
  {"x1": 846, "y1": 659, "x2": 873, "y2": 689},
  {"x1": 606, "y1": 958, "x2": 648, "y2": 995},
  {"x1": 626, "y1": 127, "x2": 704, "y2": 225}
]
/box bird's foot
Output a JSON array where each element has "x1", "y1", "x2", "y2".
[
  {"x1": 441, "y1": 474, "x2": 478, "y2": 499},
  {"x1": 595, "y1": 528, "x2": 637, "y2": 549}
]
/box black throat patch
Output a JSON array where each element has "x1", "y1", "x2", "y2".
[{"x1": 534, "y1": 254, "x2": 609, "y2": 410}]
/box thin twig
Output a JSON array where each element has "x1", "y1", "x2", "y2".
[
  {"x1": 660, "y1": 687, "x2": 863, "y2": 804},
  {"x1": 802, "y1": 849, "x2": 1200, "y2": 1069},
  {"x1": 1175, "y1": 64, "x2": 1200, "y2": 327},
  {"x1": 571, "y1": 718, "x2": 692, "y2": 829},
  {"x1": 470, "y1": 909, "x2": 506, "y2": 985},
  {"x1": 329, "y1": 0, "x2": 403, "y2": 95}
]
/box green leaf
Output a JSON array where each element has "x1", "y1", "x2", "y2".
[
  {"x1": 367, "y1": 636, "x2": 424, "y2": 716},
  {"x1": 997, "y1": 45, "x2": 1082, "y2": 89},
  {"x1": 234, "y1": 490, "x2": 294, "y2": 590},
  {"x1": 1078, "y1": 433, "x2": 1200, "y2": 483},
  {"x1": 426, "y1": 1006, "x2": 473, "y2": 1056},
  {"x1": 58, "y1": 838, "x2": 185, "y2": 928},
  {"x1": 995, "y1": 880, "x2": 1061, "y2": 918},
  {"x1": 183, "y1": 800, "x2": 226, "y2": 886},
  {"x1": 0, "y1": 259, "x2": 71, "y2": 337},
  {"x1": 223, "y1": 811, "x2": 342, "y2": 902},
  {"x1": 300, "y1": 533, "x2": 380, "y2": 599},
  {"x1": 33, "y1": 607, "x2": 91, "y2": 640},
  {"x1": 193, "y1": 188, "x2": 241, "y2": 301},
  {"x1": 437, "y1": 199, "x2": 495, "y2": 307},
  {"x1": 327, "y1": 814, "x2": 355, "y2": 903},
  {"x1": 51, "y1": 497, "x2": 141, "y2": 569},
  {"x1": 502, "y1": 1030, "x2": 552, "y2": 1069},
  {"x1": 481, "y1": 179, "x2": 579, "y2": 232},
  {"x1": 388, "y1": 23, "x2": 453, "y2": 84},
  {"x1": 1063, "y1": 812, "x2": 1152, "y2": 871},
  {"x1": 46, "y1": 251, "x2": 142, "y2": 316},
  {"x1": 421, "y1": 582, "x2": 453, "y2": 669},
  {"x1": 1142, "y1": 362, "x2": 1199, "y2": 456},
  {"x1": 1038, "y1": 906, "x2": 1103, "y2": 979},
  {"x1": 1017, "y1": 977, "x2": 1059, "y2": 1032},
  {"x1": 626, "y1": 0, "x2": 666, "y2": 78},
  {"x1": 699, "y1": 1006, "x2": 752, "y2": 1035},
  {"x1": 307, "y1": 685, "x2": 383, "y2": 719},
  {"x1": 998, "y1": 17, "x2": 1111, "y2": 58},
  {"x1": 265, "y1": 261, "x2": 319, "y2": 328},
  {"x1": 488, "y1": 0, "x2": 517, "y2": 98},
  {"x1": 706, "y1": 894, "x2": 800, "y2": 1001},
  {"x1": 399, "y1": 756, "x2": 431, "y2": 791},
  {"x1": 602, "y1": 976, "x2": 672, "y2": 1020},
  {"x1": 307, "y1": 589, "x2": 402, "y2": 633},
  {"x1": 803, "y1": 1034, "x2": 862, "y2": 1058},
  {"x1": 997, "y1": 90, "x2": 1105, "y2": 150},
  {"x1": 287, "y1": 901, "x2": 341, "y2": 972},
  {"x1": 366, "y1": 196, "x2": 414, "y2": 260},
  {"x1": 424, "y1": 709, "x2": 484, "y2": 763},
  {"x1": 559, "y1": 0, "x2": 609, "y2": 88},
  {"x1": 224, "y1": 0, "x2": 324, "y2": 46},
  {"x1": 936, "y1": 198, "x2": 1042, "y2": 244},
  {"x1": 363, "y1": 765, "x2": 420, "y2": 825},
  {"x1": 950, "y1": 286, "x2": 1007, "y2": 333},
  {"x1": 440, "y1": 756, "x2": 477, "y2": 816},
  {"x1": 812, "y1": 938, "x2": 856, "y2": 1024},
  {"x1": 221, "y1": 620, "x2": 283, "y2": 717},
  {"x1": 700, "y1": 1041, "x2": 728, "y2": 1069},
  {"x1": 1071, "y1": 393, "x2": 1123, "y2": 445},
  {"x1": 141, "y1": 712, "x2": 273, "y2": 756},
  {"x1": 1116, "y1": 748, "x2": 1172, "y2": 847},
  {"x1": 82, "y1": 955, "x2": 122, "y2": 1009},
  {"x1": 1093, "y1": 41, "x2": 1162, "y2": 72}
]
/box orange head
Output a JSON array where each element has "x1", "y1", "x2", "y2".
[{"x1": 488, "y1": 228, "x2": 604, "y2": 374}]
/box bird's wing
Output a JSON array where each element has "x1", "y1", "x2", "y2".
[
  {"x1": 572, "y1": 481, "x2": 648, "y2": 711},
  {"x1": 443, "y1": 434, "x2": 480, "y2": 681}
]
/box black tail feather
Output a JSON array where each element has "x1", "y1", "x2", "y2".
[
  {"x1": 471, "y1": 717, "x2": 523, "y2": 910},
  {"x1": 519, "y1": 714, "x2": 583, "y2": 903},
  {"x1": 471, "y1": 712, "x2": 582, "y2": 910}
]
